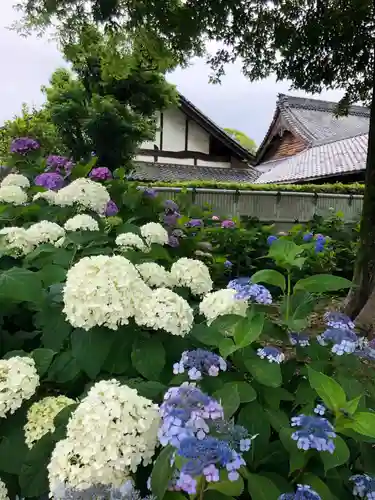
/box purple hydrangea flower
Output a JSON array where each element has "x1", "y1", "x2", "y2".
[
  {"x1": 289, "y1": 332, "x2": 310, "y2": 347},
  {"x1": 46, "y1": 155, "x2": 74, "y2": 175},
  {"x1": 168, "y1": 235, "x2": 180, "y2": 248},
  {"x1": 163, "y1": 212, "x2": 180, "y2": 226},
  {"x1": 173, "y1": 349, "x2": 227, "y2": 380},
  {"x1": 89, "y1": 167, "x2": 112, "y2": 181},
  {"x1": 267, "y1": 235, "x2": 278, "y2": 245},
  {"x1": 291, "y1": 415, "x2": 336, "y2": 453},
  {"x1": 303, "y1": 232, "x2": 314, "y2": 242},
  {"x1": 317, "y1": 328, "x2": 358, "y2": 355},
  {"x1": 314, "y1": 404, "x2": 326, "y2": 416},
  {"x1": 221, "y1": 219, "x2": 235, "y2": 229},
  {"x1": 175, "y1": 472, "x2": 197, "y2": 494},
  {"x1": 227, "y1": 278, "x2": 272, "y2": 304},
  {"x1": 186, "y1": 219, "x2": 204, "y2": 228},
  {"x1": 324, "y1": 311, "x2": 355, "y2": 331},
  {"x1": 257, "y1": 346, "x2": 285, "y2": 364},
  {"x1": 350, "y1": 474, "x2": 375, "y2": 498},
  {"x1": 279, "y1": 484, "x2": 321, "y2": 500},
  {"x1": 10, "y1": 137, "x2": 40, "y2": 155},
  {"x1": 164, "y1": 199, "x2": 179, "y2": 212},
  {"x1": 224, "y1": 260, "x2": 233, "y2": 269},
  {"x1": 34, "y1": 172, "x2": 64, "y2": 191},
  {"x1": 105, "y1": 200, "x2": 119, "y2": 216}
]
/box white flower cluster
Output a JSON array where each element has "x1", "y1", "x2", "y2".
[
  {"x1": 33, "y1": 190, "x2": 57, "y2": 204},
  {"x1": 116, "y1": 232, "x2": 148, "y2": 252},
  {"x1": 1, "y1": 173, "x2": 30, "y2": 189},
  {"x1": 26, "y1": 220, "x2": 65, "y2": 246},
  {"x1": 64, "y1": 214, "x2": 99, "y2": 232},
  {"x1": 199, "y1": 289, "x2": 248, "y2": 325},
  {"x1": 0, "y1": 185, "x2": 27, "y2": 205},
  {"x1": 54, "y1": 178, "x2": 110, "y2": 214},
  {"x1": 140, "y1": 223, "x2": 168, "y2": 246},
  {"x1": 136, "y1": 263, "x2": 175, "y2": 288},
  {"x1": 63, "y1": 255, "x2": 152, "y2": 330},
  {"x1": 48, "y1": 380, "x2": 159, "y2": 494},
  {"x1": 24, "y1": 395, "x2": 75, "y2": 449},
  {"x1": 0, "y1": 356, "x2": 39, "y2": 418},
  {"x1": 171, "y1": 258, "x2": 213, "y2": 296},
  {"x1": 0, "y1": 478, "x2": 9, "y2": 500},
  {"x1": 135, "y1": 287, "x2": 194, "y2": 337}
]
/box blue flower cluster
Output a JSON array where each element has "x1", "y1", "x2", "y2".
[
  {"x1": 158, "y1": 382, "x2": 251, "y2": 495},
  {"x1": 314, "y1": 404, "x2": 326, "y2": 416},
  {"x1": 257, "y1": 346, "x2": 285, "y2": 364},
  {"x1": 323, "y1": 311, "x2": 355, "y2": 330},
  {"x1": 317, "y1": 328, "x2": 358, "y2": 355},
  {"x1": 351, "y1": 474, "x2": 375, "y2": 499},
  {"x1": 267, "y1": 235, "x2": 278, "y2": 245},
  {"x1": 173, "y1": 349, "x2": 227, "y2": 380},
  {"x1": 302, "y1": 232, "x2": 327, "y2": 253},
  {"x1": 291, "y1": 415, "x2": 336, "y2": 453},
  {"x1": 355, "y1": 339, "x2": 375, "y2": 362},
  {"x1": 289, "y1": 332, "x2": 310, "y2": 347},
  {"x1": 227, "y1": 278, "x2": 272, "y2": 304},
  {"x1": 279, "y1": 484, "x2": 321, "y2": 500}
]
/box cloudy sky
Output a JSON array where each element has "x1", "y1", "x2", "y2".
[{"x1": 2, "y1": 1, "x2": 344, "y2": 146}]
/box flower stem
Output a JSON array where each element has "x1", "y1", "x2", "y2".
[{"x1": 286, "y1": 270, "x2": 292, "y2": 321}]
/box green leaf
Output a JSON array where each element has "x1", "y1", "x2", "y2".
[
  {"x1": 47, "y1": 350, "x2": 81, "y2": 383},
  {"x1": 251, "y1": 269, "x2": 286, "y2": 291},
  {"x1": 281, "y1": 290, "x2": 315, "y2": 330},
  {"x1": 151, "y1": 445, "x2": 175, "y2": 499},
  {"x1": 279, "y1": 428, "x2": 308, "y2": 473},
  {"x1": 232, "y1": 381, "x2": 257, "y2": 403},
  {"x1": 0, "y1": 408, "x2": 29, "y2": 474},
  {"x1": 219, "y1": 338, "x2": 238, "y2": 358},
  {"x1": 128, "y1": 380, "x2": 167, "y2": 400},
  {"x1": 207, "y1": 472, "x2": 244, "y2": 496},
  {"x1": 346, "y1": 396, "x2": 362, "y2": 414},
  {"x1": 131, "y1": 336, "x2": 166, "y2": 380},
  {"x1": 264, "y1": 408, "x2": 289, "y2": 432},
  {"x1": 39, "y1": 307, "x2": 71, "y2": 352},
  {"x1": 302, "y1": 473, "x2": 335, "y2": 500},
  {"x1": 211, "y1": 314, "x2": 242, "y2": 337},
  {"x1": 102, "y1": 329, "x2": 134, "y2": 375},
  {"x1": 244, "y1": 357, "x2": 282, "y2": 388},
  {"x1": 189, "y1": 323, "x2": 223, "y2": 347},
  {"x1": 214, "y1": 383, "x2": 240, "y2": 418},
  {"x1": 307, "y1": 367, "x2": 346, "y2": 412},
  {"x1": 268, "y1": 239, "x2": 304, "y2": 267},
  {"x1": 295, "y1": 274, "x2": 352, "y2": 293},
  {"x1": 247, "y1": 473, "x2": 281, "y2": 500},
  {"x1": 38, "y1": 264, "x2": 67, "y2": 287},
  {"x1": 238, "y1": 402, "x2": 271, "y2": 463},
  {"x1": 321, "y1": 436, "x2": 350, "y2": 473},
  {"x1": 116, "y1": 223, "x2": 142, "y2": 236},
  {"x1": 32, "y1": 348, "x2": 55, "y2": 376},
  {"x1": 234, "y1": 313, "x2": 265, "y2": 348},
  {"x1": 351, "y1": 412, "x2": 375, "y2": 438},
  {"x1": 71, "y1": 327, "x2": 116, "y2": 379},
  {"x1": 0, "y1": 267, "x2": 44, "y2": 304}
]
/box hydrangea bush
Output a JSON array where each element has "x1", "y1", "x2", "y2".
[{"x1": 0, "y1": 140, "x2": 375, "y2": 500}]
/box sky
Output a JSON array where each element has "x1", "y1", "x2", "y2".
[{"x1": 2, "y1": 2, "x2": 344, "y2": 146}]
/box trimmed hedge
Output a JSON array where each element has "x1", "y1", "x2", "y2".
[{"x1": 140, "y1": 180, "x2": 365, "y2": 194}]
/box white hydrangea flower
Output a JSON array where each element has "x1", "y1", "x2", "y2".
[
  {"x1": 48, "y1": 379, "x2": 159, "y2": 493},
  {"x1": 64, "y1": 214, "x2": 99, "y2": 232},
  {"x1": 0, "y1": 227, "x2": 34, "y2": 256},
  {"x1": 135, "y1": 287, "x2": 194, "y2": 336},
  {"x1": 140, "y1": 222, "x2": 168, "y2": 246},
  {"x1": 171, "y1": 257, "x2": 213, "y2": 296},
  {"x1": 0, "y1": 356, "x2": 39, "y2": 418},
  {"x1": 24, "y1": 395, "x2": 75, "y2": 449},
  {"x1": 63, "y1": 255, "x2": 152, "y2": 330},
  {"x1": 26, "y1": 221, "x2": 65, "y2": 246},
  {"x1": 33, "y1": 190, "x2": 57, "y2": 204},
  {"x1": 54, "y1": 178, "x2": 110, "y2": 214},
  {"x1": 136, "y1": 262, "x2": 175, "y2": 288},
  {"x1": 1, "y1": 173, "x2": 30, "y2": 189},
  {"x1": 0, "y1": 478, "x2": 9, "y2": 500},
  {"x1": 115, "y1": 232, "x2": 149, "y2": 252},
  {"x1": 199, "y1": 288, "x2": 248, "y2": 325},
  {"x1": 0, "y1": 185, "x2": 27, "y2": 205}
]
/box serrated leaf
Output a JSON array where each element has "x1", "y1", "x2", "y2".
[
  {"x1": 151, "y1": 446, "x2": 174, "y2": 499},
  {"x1": 251, "y1": 269, "x2": 286, "y2": 291},
  {"x1": 214, "y1": 383, "x2": 240, "y2": 418},
  {"x1": 247, "y1": 473, "x2": 281, "y2": 500},
  {"x1": 302, "y1": 473, "x2": 335, "y2": 500},
  {"x1": 307, "y1": 367, "x2": 346, "y2": 412},
  {"x1": 295, "y1": 274, "x2": 352, "y2": 293},
  {"x1": 189, "y1": 323, "x2": 223, "y2": 347},
  {"x1": 47, "y1": 350, "x2": 81, "y2": 383},
  {"x1": 19, "y1": 433, "x2": 54, "y2": 497},
  {"x1": 32, "y1": 348, "x2": 55, "y2": 376},
  {"x1": 131, "y1": 336, "x2": 166, "y2": 380},
  {"x1": 244, "y1": 357, "x2": 282, "y2": 388},
  {"x1": 351, "y1": 412, "x2": 375, "y2": 438},
  {"x1": 321, "y1": 436, "x2": 350, "y2": 473},
  {"x1": 38, "y1": 264, "x2": 67, "y2": 287},
  {"x1": 0, "y1": 267, "x2": 44, "y2": 304},
  {"x1": 234, "y1": 313, "x2": 265, "y2": 349}
]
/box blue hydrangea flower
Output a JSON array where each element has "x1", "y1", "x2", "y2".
[
  {"x1": 289, "y1": 332, "x2": 310, "y2": 347},
  {"x1": 164, "y1": 199, "x2": 179, "y2": 212},
  {"x1": 303, "y1": 232, "x2": 314, "y2": 242},
  {"x1": 267, "y1": 235, "x2": 278, "y2": 245},
  {"x1": 257, "y1": 346, "x2": 285, "y2": 363},
  {"x1": 158, "y1": 384, "x2": 224, "y2": 447},
  {"x1": 324, "y1": 311, "x2": 355, "y2": 331},
  {"x1": 291, "y1": 415, "x2": 336, "y2": 453},
  {"x1": 227, "y1": 278, "x2": 272, "y2": 304},
  {"x1": 173, "y1": 349, "x2": 227, "y2": 380},
  {"x1": 175, "y1": 472, "x2": 197, "y2": 494},
  {"x1": 314, "y1": 404, "x2": 326, "y2": 416},
  {"x1": 279, "y1": 484, "x2": 321, "y2": 500},
  {"x1": 315, "y1": 242, "x2": 325, "y2": 253},
  {"x1": 355, "y1": 339, "x2": 375, "y2": 362},
  {"x1": 213, "y1": 420, "x2": 252, "y2": 452},
  {"x1": 317, "y1": 328, "x2": 358, "y2": 355},
  {"x1": 350, "y1": 474, "x2": 375, "y2": 498},
  {"x1": 224, "y1": 260, "x2": 233, "y2": 269},
  {"x1": 186, "y1": 219, "x2": 204, "y2": 227}
]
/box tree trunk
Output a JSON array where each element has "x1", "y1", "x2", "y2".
[{"x1": 344, "y1": 67, "x2": 375, "y2": 332}]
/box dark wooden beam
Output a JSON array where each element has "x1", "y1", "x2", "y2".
[
  {"x1": 185, "y1": 118, "x2": 189, "y2": 151},
  {"x1": 159, "y1": 112, "x2": 164, "y2": 150},
  {"x1": 138, "y1": 148, "x2": 230, "y2": 162}
]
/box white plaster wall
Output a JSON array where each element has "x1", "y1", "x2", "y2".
[
  {"x1": 188, "y1": 120, "x2": 210, "y2": 153},
  {"x1": 135, "y1": 155, "x2": 231, "y2": 168},
  {"x1": 162, "y1": 108, "x2": 186, "y2": 150}
]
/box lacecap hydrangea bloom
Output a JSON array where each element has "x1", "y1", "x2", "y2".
[
  {"x1": 140, "y1": 222, "x2": 169, "y2": 246},
  {"x1": 24, "y1": 395, "x2": 75, "y2": 449},
  {"x1": 48, "y1": 379, "x2": 160, "y2": 494},
  {"x1": 324, "y1": 311, "x2": 355, "y2": 330},
  {"x1": 0, "y1": 185, "x2": 28, "y2": 205},
  {"x1": 289, "y1": 332, "x2": 310, "y2": 347},
  {"x1": 257, "y1": 346, "x2": 285, "y2": 363},
  {"x1": 116, "y1": 232, "x2": 149, "y2": 252},
  {"x1": 26, "y1": 220, "x2": 65, "y2": 246},
  {"x1": 0, "y1": 227, "x2": 34, "y2": 256},
  {"x1": 136, "y1": 262, "x2": 175, "y2": 288},
  {"x1": 54, "y1": 178, "x2": 110, "y2": 214},
  {"x1": 64, "y1": 214, "x2": 99, "y2": 232},
  {"x1": 171, "y1": 258, "x2": 213, "y2": 296},
  {"x1": 199, "y1": 288, "x2": 247, "y2": 325},
  {"x1": 134, "y1": 287, "x2": 193, "y2": 337},
  {"x1": 291, "y1": 414, "x2": 336, "y2": 453},
  {"x1": 0, "y1": 478, "x2": 9, "y2": 500},
  {"x1": 0, "y1": 356, "x2": 39, "y2": 418},
  {"x1": 227, "y1": 278, "x2": 272, "y2": 304},
  {"x1": 350, "y1": 474, "x2": 375, "y2": 499},
  {"x1": 1, "y1": 173, "x2": 30, "y2": 189},
  {"x1": 278, "y1": 484, "x2": 321, "y2": 500},
  {"x1": 173, "y1": 349, "x2": 227, "y2": 380},
  {"x1": 314, "y1": 404, "x2": 326, "y2": 416},
  {"x1": 317, "y1": 328, "x2": 358, "y2": 355},
  {"x1": 63, "y1": 255, "x2": 151, "y2": 330}
]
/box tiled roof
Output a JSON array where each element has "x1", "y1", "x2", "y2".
[
  {"x1": 255, "y1": 133, "x2": 368, "y2": 184},
  {"x1": 131, "y1": 161, "x2": 260, "y2": 183}
]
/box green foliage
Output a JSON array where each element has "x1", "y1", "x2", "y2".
[{"x1": 223, "y1": 128, "x2": 257, "y2": 154}]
